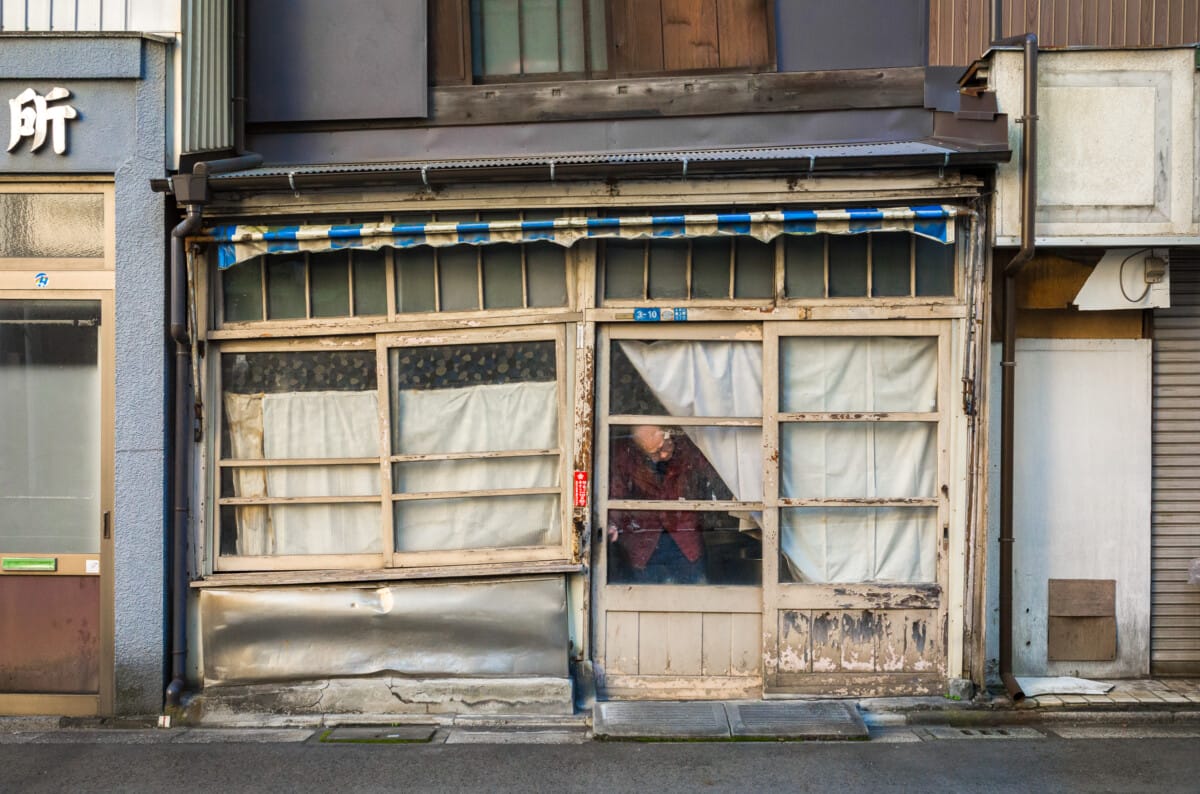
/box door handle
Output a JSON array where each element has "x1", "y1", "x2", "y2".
[{"x1": 103, "y1": 510, "x2": 111, "y2": 540}]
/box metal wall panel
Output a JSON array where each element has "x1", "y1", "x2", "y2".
[
  {"x1": 182, "y1": 0, "x2": 232, "y2": 154},
  {"x1": 1151, "y1": 250, "x2": 1200, "y2": 675},
  {"x1": 199, "y1": 576, "x2": 569, "y2": 686},
  {"x1": 0, "y1": 1, "x2": 178, "y2": 31},
  {"x1": 930, "y1": 1, "x2": 1200, "y2": 66}
]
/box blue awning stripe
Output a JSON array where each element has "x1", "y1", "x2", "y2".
[{"x1": 202, "y1": 206, "x2": 959, "y2": 269}]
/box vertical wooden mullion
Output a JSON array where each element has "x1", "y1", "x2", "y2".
[
  {"x1": 554, "y1": 0, "x2": 563, "y2": 73},
  {"x1": 641, "y1": 241, "x2": 649, "y2": 300},
  {"x1": 865, "y1": 235, "x2": 874, "y2": 299},
  {"x1": 581, "y1": 0, "x2": 593, "y2": 75},
  {"x1": 378, "y1": 336, "x2": 396, "y2": 564},
  {"x1": 520, "y1": 212, "x2": 531, "y2": 308},
  {"x1": 303, "y1": 252, "x2": 313, "y2": 319},
  {"x1": 685, "y1": 239, "x2": 694, "y2": 299},
  {"x1": 347, "y1": 250, "x2": 358, "y2": 316},
  {"x1": 259, "y1": 259, "x2": 269, "y2": 320},
  {"x1": 909, "y1": 234, "x2": 917, "y2": 298},
  {"x1": 476, "y1": 245, "x2": 485, "y2": 311},
  {"x1": 383, "y1": 215, "x2": 398, "y2": 319},
  {"x1": 592, "y1": 327, "x2": 614, "y2": 671},
  {"x1": 517, "y1": 0, "x2": 527, "y2": 75},
  {"x1": 761, "y1": 322, "x2": 781, "y2": 692},
  {"x1": 727, "y1": 235, "x2": 736, "y2": 299},
  {"x1": 822, "y1": 236, "x2": 830, "y2": 299},
  {"x1": 774, "y1": 237, "x2": 786, "y2": 304}
]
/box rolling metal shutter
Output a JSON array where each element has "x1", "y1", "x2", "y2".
[{"x1": 1152, "y1": 249, "x2": 1200, "y2": 675}]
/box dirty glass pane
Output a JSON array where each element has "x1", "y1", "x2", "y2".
[
  {"x1": 222, "y1": 260, "x2": 263, "y2": 322},
  {"x1": 0, "y1": 300, "x2": 100, "y2": 554},
  {"x1": 482, "y1": 245, "x2": 524, "y2": 308},
  {"x1": 389, "y1": 340, "x2": 558, "y2": 456},
  {"x1": 871, "y1": 233, "x2": 911, "y2": 297},
  {"x1": 395, "y1": 248, "x2": 437, "y2": 313},
  {"x1": 608, "y1": 425, "x2": 761, "y2": 502},
  {"x1": 218, "y1": 350, "x2": 381, "y2": 557},
  {"x1": 265, "y1": 256, "x2": 307, "y2": 319},
  {"x1": 915, "y1": 237, "x2": 955, "y2": 296},
  {"x1": 521, "y1": 0, "x2": 559, "y2": 72},
  {"x1": 588, "y1": 0, "x2": 607, "y2": 71},
  {"x1": 473, "y1": 0, "x2": 521, "y2": 76},
  {"x1": 780, "y1": 422, "x2": 937, "y2": 499},
  {"x1": 647, "y1": 239, "x2": 688, "y2": 300},
  {"x1": 784, "y1": 235, "x2": 824, "y2": 298},
  {"x1": 309, "y1": 251, "x2": 350, "y2": 317},
  {"x1": 780, "y1": 507, "x2": 936, "y2": 584},
  {"x1": 0, "y1": 194, "x2": 103, "y2": 259},
  {"x1": 691, "y1": 237, "x2": 731, "y2": 298},
  {"x1": 734, "y1": 238, "x2": 773, "y2": 298},
  {"x1": 606, "y1": 510, "x2": 761, "y2": 586},
  {"x1": 393, "y1": 455, "x2": 559, "y2": 493},
  {"x1": 604, "y1": 240, "x2": 644, "y2": 300},
  {"x1": 609, "y1": 339, "x2": 763, "y2": 417},
  {"x1": 557, "y1": 0, "x2": 585, "y2": 72},
  {"x1": 827, "y1": 236, "x2": 868, "y2": 297},
  {"x1": 779, "y1": 336, "x2": 938, "y2": 413},
  {"x1": 395, "y1": 493, "x2": 561, "y2": 551},
  {"x1": 353, "y1": 250, "x2": 387, "y2": 315},
  {"x1": 439, "y1": 247, "x2": 480, "y2": 311},
  {"x1": 527, "y1": 243, "x2": 568, "y2": 307}
]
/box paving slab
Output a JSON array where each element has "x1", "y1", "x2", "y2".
[
  {"x1": 175, "y1": 728, "x2": 316, "y2": 744},
  {"x1": 594, "y1": 701, "x2": 729, "y2": 739},
  {"x1": 27, "y1": 730, "x2": 178, "y2": 745},
  {"x1": 445, "y1": 728, "x2": 590, "y2": 745},
  {"x1": 725, "y1": 701, "x2": 868, "y2": 740},
  {"x1": 320, "y1": 725, "x2": 436, "y2": 743},
  {"x1": 1049, "y1": 725, "x2": 1200, "y2": 740}
]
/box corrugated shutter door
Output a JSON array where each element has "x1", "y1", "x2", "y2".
[{"x1": 1152, "y1": 249, "x2": 1200, "y2": 675}]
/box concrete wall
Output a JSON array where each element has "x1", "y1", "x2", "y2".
[
  {"x1": 988, "y1": 339, "x2": 1153, "y2": 680},
  {"x1": 1, "y1": 34, "x2": 170, "y2": 714}
]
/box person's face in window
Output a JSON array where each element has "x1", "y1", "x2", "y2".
[{"x1": 632, "y1": 425, "x2": 675, "y2": 463}]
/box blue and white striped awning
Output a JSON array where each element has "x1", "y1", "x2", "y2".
[{"x1": 203, "y1": 206, "x2": 958, "y2": 270}]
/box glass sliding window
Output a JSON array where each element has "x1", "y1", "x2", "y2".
[
  {"x1": 388, "y1": 334, "x2": 564, "y2": 554},
  {"x1": 471, "y1": 0, "x2": 606, "y2": 79},
  {"x1": 0, "y1": 193, "x2": 103, "y2": 259},
  {"x1": 605, "y1": 337, "x2": 763, "y2": 586},
  {"x1": 776, "y1": 335, "x2": 941, "y2": 585},
  {"x1": 217, "y1": 348, "x2": 382, "y2": 560}
]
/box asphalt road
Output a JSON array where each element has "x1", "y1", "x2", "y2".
[{"x1": 1, "y1": 729, "x2": 1199, "y2": 793}]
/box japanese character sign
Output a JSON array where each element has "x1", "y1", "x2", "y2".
[{"x1": 8, "y1": 87, "x2": 78, "y2": 155}]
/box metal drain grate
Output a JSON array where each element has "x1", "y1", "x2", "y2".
[
  {"x1": 594, "y1": 701, "x2": 730, "y2": 739},
  {"x1": 919, "y1": 726, "x2": 1044, "y2": 741},
  {"x1": 726, "y1": 701, "x2": 868, "y2": 739}
]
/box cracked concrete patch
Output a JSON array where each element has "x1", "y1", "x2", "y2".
[{"x1": 174, "y1": 728, "x2": 316, "y2": 744}]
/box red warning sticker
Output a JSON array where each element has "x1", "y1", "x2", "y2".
[{"x1": 573, "y1": 470, "x2": 589, "y2": 508}]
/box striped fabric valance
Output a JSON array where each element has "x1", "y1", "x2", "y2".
[{"x1": 203, "y1": 206, "x2": 959, "y2": 270}]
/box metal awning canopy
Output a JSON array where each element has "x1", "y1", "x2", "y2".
[{"x1": 204, "y1": 205, "x2": 960, "y2": 270}]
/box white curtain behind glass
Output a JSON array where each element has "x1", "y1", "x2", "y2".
[
  {"x1": 224, "y1": 391, "x2": 380, "y2": 556},
  {"x1": 617, "y1": 340, "x2": 764, "y2": 509},
  {"x1": 779, "y1": 337, "x2": 938, "y2": 583},
  {"x1": 392, "y1": 381, "x2": 560, "y2": 551}
]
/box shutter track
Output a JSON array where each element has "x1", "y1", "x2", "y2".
[{"x1": 1152, "y1": 249, "x2": 1200, "y2": 674}]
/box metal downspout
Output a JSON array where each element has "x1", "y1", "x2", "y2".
[
  {"x1": 996, "y1": 32, "x2": 1038, "y2": 704},
  {"x1": 164, "y1": 0, "x2": 262, "y2": 709}
]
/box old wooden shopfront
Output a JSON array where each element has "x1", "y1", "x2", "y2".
[{"x1": 178, "y1": 168, "x2": 993, "y2": 714}]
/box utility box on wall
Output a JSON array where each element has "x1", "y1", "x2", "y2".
[{"x1": 1047, "y1": 579, "x2": 1117, "y2": 662}]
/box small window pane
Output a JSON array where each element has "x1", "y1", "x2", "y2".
[
  {"x1": 871, "y1": 233, "x2": 910, "y2": 298},
  {"x1": 784, "y1": 235, "x2": 825, "y2": 298},
  {"x1": 780, "y1": 422, "x2": 937, "y2": 499},
  {"x1": 610, "y1": 339, "x2": 763, "y2": 417},
  {"x1": 604, "y1": 241, "x2": 644, "y2": 300},
  {"x1": 781, "y1": 507, "x2": 936, "y2": 584},
  {"x1": 558, "y1": 0, "x2": 585, "y2": 72},
  {"x1": 0, "y1": 193, "x2": 103, "y2": 258},
  {"x1": 647, "y1": 240, "x2": 687, "y2": 300},
  {"x1": 395, "y1": 494, "x2": 561, "y2": 552},
  {"x1": 396, "y1": 248, "x2": 437, "y2": 313},
  {"x1": 473, "y1": 0, "x2": 521, "y2": 76},
  {"x1": 828, "y1": 236, "x2": 868, "y2": 297},
  {"x1": 394, "y1": 456, "x2": 559, "y2": 493},
  {"x1": 521, "y1": 0, "x2": 559, "y2": 73},
  {"x1": 734, "y1": 238, "x2": 773, "y2": 298},
  {"x1": 482, "y1": 245, "x2": 524, "y2": 308},
  {"x1": 309, "y1": 251, "x2": 350, "y2": 317},
  {"x1": 353, "y1": 250, "x2": 387, "y2": 316},
  {"x1": 691, "y1": 237, "x2": 731, "y2": 298},
  {"x1": 439, "y1": 248, "x2": 480, "y2": 312},
  {"x1": 266, "y1": 257, "x2": 307, "y2": 319},
  {"x1": 223, "y1": 261, "x2": 263, "y2": 323},
  {"x1": 780, "y1": 336, "x2": 938, "y2": 413},
  {"x1": 607, "y1": 510, "x2": 761, "y2": 586},
  {"x1": 915, "y1": 238, "x2": 955, "y2": 296},
  {"x1": 588, "y1": 0, "x2": 607, "y2": 71},
  {"x1": 527, "y1": 243, "x2": 569, "y2": 307}
]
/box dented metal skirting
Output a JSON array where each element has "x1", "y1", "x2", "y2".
[{"x1": 199, "y1": 576, "x2": 568, "y2": 686}]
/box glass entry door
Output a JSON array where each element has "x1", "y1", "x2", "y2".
[
  {"x1": 762, "y1": 321, "x2": 950, "y2": 695},
  {"x1": 593, "y1": 324, "x2": 764, "y2": 700},
  {"x1": 0, "y1": 297, "x2": 111, "y2": 714}
]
